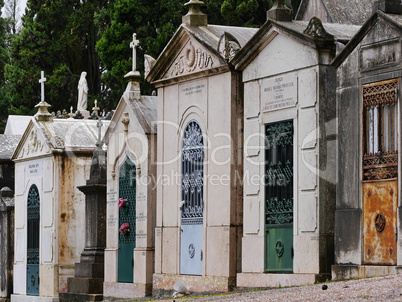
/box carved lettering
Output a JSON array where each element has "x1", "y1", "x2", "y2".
[
  {"x1": 168, "y1": 41, "x2": 214, "y2": 78},
  {"x1": 360, "y1": 38, "x2": 401, "y2": 72}
]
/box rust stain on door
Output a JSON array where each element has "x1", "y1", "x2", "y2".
[{"x1": 363, "y1": 180, "x2": 397, "y2": 265}]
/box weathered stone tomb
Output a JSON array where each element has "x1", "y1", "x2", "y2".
[
  {"x1": 232, "y1": 2, "x2": 359, "y2": 287},
  {"x1": 102, "y1": 35, "x2": 158, "y2": 299},
  {"x1": 11, "y1": 97, "x2": 108, "y2": 301},
  {"x1": 333, "y1": 0, "x2": 402, "y2": 279},
  {"x1": 146, "y1": 0, "x2": 257, "y2": 295}
]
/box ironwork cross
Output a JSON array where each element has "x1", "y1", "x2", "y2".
[
  {"x1": 39, "y1": 71, "x2": 46, "y2": 102},
  {"x1": 129, "y1": 33, "x2": 140, "y2": 72}
]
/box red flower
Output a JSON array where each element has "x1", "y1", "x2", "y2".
[
  {"x1": 118, "y1": 198, "x2": 127, "y2": 209},
  {"x1": 119, "y1": 223, "x2": 130, "y2": 235}
]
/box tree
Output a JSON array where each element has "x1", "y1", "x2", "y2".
[
  {"x1": 221, "y1": 0, "x2": 300, "y2": 27},
  {"x1": 96, "y1": 0, "x2": 229, "y2": 108},
  {"x1": 4, "y1": 0, "x2": 21, "y2": 37},
  {"x1": 0, "y1": 0, "x2": 10, "y2": 132},
  {"x1": 4, "y1": 0, "x2": 105, "y2": 119}
]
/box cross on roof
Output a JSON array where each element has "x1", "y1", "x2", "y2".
[
  {"x1": 130, "y1": 33, "x2": 140, "y2": 72},
  {"x1": 39, "y1": 71, "x2": 47, "y2": 102}
]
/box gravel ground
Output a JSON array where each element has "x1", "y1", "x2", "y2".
[{"x1": 149, "y1": 274, "x2": 402, "y2": 302}]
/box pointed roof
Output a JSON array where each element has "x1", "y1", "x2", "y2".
[
  {"x1": 0, "y1": 134, "x2": 21, "y2": 160},
  {"x1": 296, "y1": 0, "x2": 375, "y2": 25},
  {"x1": 104, "y1": 92, "x2": 157, "y2": 145},
  {"x1": 4, "y1": 115, "x2": 31, "y2": 135},
  {"x1": 232, "y1": 17, "x2": 360, "y2": 70},
  {"x1": 333, "y1": 10, "x2": 402, "y2": 68},
  {"x1": 146, "y1": 24, "x2": 258, "y2": 85},
  {"x1": 12, "y1": 117, "x2": 110, "y2": 160}
]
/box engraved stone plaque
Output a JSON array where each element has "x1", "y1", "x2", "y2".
[
  {"x1": 262, "y1": 74, "x2": 298, "y2": 112},
  {"x1": 359, "y1": 38, "x2": 401, "y2": 72}
]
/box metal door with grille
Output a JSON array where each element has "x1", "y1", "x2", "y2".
[
  {"x1": 118, "y1": 158, "x2": 136, "y2": 282},
  {"x1": 265, "y1": 121, "x2": 294, "y2": 273},
  {"x1": 180, "y1": 121, "x2": 204, "y2": 275},
  {"x1": 362, "y1": 79, "x2": 398, "y2": 265},
  {"x1": 27, "y1": 184, "x2": 40, "y2": 295}
]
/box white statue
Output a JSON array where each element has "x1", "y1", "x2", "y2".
[{"x1": 77, "y1": 71, "x2": 88, "y2": 111}]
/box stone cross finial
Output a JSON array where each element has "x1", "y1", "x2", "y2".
[
  {"x1": 39, "y1": 71, "x2": 47, "y2": 102},
  {"x1": 130, "y1": 33, "x2": 140, "y2": 72}
]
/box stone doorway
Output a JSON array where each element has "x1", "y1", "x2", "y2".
[
  {"x1": 180, "y1": 121, "x2": 204, "y2": 276},
  {"x1": 265, "y1": 121, "x2": 294, "y2": 273},
  {"x1": 118, "y1": 158, "x2": 136, "y2": 282},
  {"x1": 27, "y1": 184, "x2": 40, "y2": 295},
  {"x1": 362, "y1": 79, "x2": 399, "y2": 265}
]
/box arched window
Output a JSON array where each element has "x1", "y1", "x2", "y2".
[
  {"x1": 180, "y1": 120, "x2": 204, "y2": 275},
  {"x1": 181, "y1": 120, "x2": 204, "y2": 222}
]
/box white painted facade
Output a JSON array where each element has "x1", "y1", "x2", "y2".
[{"x1": 11, "y1": 118, "x2": 105, "y2": 301}]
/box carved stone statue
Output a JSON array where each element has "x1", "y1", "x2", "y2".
[{"x1": 77, "y1": 71, "x2": 88, "y2": 111}]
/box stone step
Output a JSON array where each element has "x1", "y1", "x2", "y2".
[
  {"x1": 59, "y1": 292, "x2": 103, "y2": 302},
  {"x1": 74, "y1": 262, "x2": 104, "y2": 278},
  {"x1": 67, "y1": 277, "x2": 103, "y2": 294}
]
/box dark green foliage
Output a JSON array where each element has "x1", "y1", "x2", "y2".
[
  {"x1": 221, "y1": 0, "x2": 300, "y2": 26},
  {"x1": 0, "y1": 0, "x2": 302, "y2": 133},
  {"x1": 2, "y1": 0, "x2": 105, "y2": 127}
]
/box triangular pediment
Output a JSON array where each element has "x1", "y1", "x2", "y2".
[
  {"x1": 147, "y1": 26, "x2": 228, "y2": 84},
  {"x1": 14, "y1": 121, "x2": 52, "y2": 160},
  {"x1": 163, "y1": 37, "x2": 222, "y2": 79}
]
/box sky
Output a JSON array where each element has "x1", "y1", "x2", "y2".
[{"x1": 2, "y1": 0, "x2": 27, "y2": 18}]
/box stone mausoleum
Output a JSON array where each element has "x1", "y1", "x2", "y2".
[
  {"x1": 232, "y1": 1, "x2": 359, "y2": 288},
  {"x1": 146, "y1": 0, "x2": 257, "y2": 295},
  {"x1": 103, "y1": 35, "x2": 158, "y2": 299},
  {"x1": 333, "y1": 0, "x2": 402, "y2": 279},
  {"x1": 11, "y1": 79, "x2": 109, "y2": 301}
]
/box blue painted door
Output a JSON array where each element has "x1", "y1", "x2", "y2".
[
  {"x1": 27, "y1": 185, "x2": 40, "y2": 295},
  {"x1": 180, "y1": 121, "x2": 204, "y2": 275}
]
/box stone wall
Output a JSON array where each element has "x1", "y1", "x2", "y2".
[{"x1": 0, "y1": 188, "x2": 14, "y2": 301}]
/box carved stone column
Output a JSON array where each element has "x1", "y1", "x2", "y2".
[
  {"x1": 0, "y1": 187, "x2": 14, "y2": 302},
  {"x1": 59, "y1": 120, "x2": 107, "y2": 302}
]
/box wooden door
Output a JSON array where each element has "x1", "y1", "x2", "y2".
[{"x1": 362, "y1": 79, "x2": 398, "y2": 265}]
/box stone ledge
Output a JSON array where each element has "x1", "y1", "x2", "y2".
[
  {"x1": 152, "y1": 274, "x2": 236, "y2": 297},
  {"x1": 237, "y1": 273, "x2": 317, "y2": 288},
  {"x1": 332, "y1": 265, "x2": 401, "y2": 281},
  {"x1": 10, "y1": 295, "x2": 58, "y2": 302},
  {"x1": 59, "y1": 292, "x2": 103, "y2": 302},
  {"x1": 103, "y1": 282, "x2": 151, "y2": 299}
]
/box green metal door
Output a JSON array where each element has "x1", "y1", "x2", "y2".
[
  {"x1": 265, "y1": 121, "x2": 294, "y2": 273},
  {"x1": 118, "y1": 158, "x2": 136, "y2": 282}
]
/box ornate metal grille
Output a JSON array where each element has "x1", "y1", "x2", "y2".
[
  {"x1": 363, "y1": 79, "x2": 398, "y2": 181},
  {"x1": 119, "y1": 159, "x2": 136, "y2": 244},
  {"x1": 27, "y1": 184, "x2": 40, "y2": 295},
  {"x1": 265, "y1": 121, "x2": 293, "y2": 225},
  {"x1": 181, "y1": 121, "x2": 204, "y2": 225}
]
